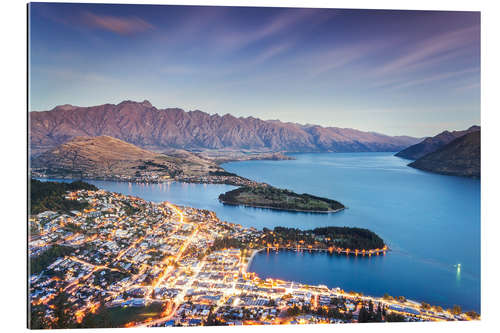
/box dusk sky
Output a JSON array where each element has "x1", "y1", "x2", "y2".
[{"x1": 29, "y1": 3, "x2": 480, "y2": 137}]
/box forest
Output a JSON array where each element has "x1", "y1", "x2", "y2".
[
  {"x1": 30, "y1": 178, "x2": 98, "y2": 214},
  {"x1": 219, "y1": 185, "x2": 344, "y2": 212},
  {"x1": 262, "y1": 226, "x2": 385, "y2": 251}
]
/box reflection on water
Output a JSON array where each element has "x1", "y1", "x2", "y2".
[
  {"x1": 225, "y1": 152, "x2": 480, "y2": 312},
  {"x1": 456, "y1": 264, "x2": 462, "y2": 284},
  {"x1": 36, "y1": 152, "x2": 480, "y2": 312}
]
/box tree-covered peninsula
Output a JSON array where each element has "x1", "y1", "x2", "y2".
[
  {"x1": 218, "y1": 185, "x2": 345, "y2": 213},
  {"x1": 266, "y1": 226, "x2": 385, "y2": 251},
  {"x1": 211, "y1": 226, "x2": 385, "y2": 252}
]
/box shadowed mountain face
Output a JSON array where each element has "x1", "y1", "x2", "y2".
[
  {"x1": 30, "y1": 100, "x2": 420, "y2": 155},
  {"x1": 395, "y1": 125, "x2": 480, "y2": 160},
  {"x1": 408, "y1": 131, "x2": 480, "y2": 178}
]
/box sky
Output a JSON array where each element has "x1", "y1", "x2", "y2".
[{"x1": 28, "y1": 3, "x2": 480, "y2": 137}]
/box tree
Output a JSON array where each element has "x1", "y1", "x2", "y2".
[
  {"x1": 451, "y1": 305, "x2": 462, "y2": 315},
  {"x1": 204, "y1": 311, "x2": 222, "y2": 326},
  {"x1": 79, "y1": 304, "x2": 113, "y2": 328},
  {"x1": 287, "y1": 305, "x2": 301, "y2": 316},
  {"x1": 53, "y1": 292, "x2": 76, "y2": 329},
  {"x1": 383, "y1": 293, "x2": 393, "y2": 301},
  {"x1": 465, "y1": 311, "x2": 480, "y2": 320},
  {"x1": 385, "y1": 313, "x2": 406, "y2": 322},
  {"x1": 30, "y1": 179, "x2": 96, "y2": 214},
  {"x1": 420, "y1": 302, "x2": 431, "y2": 310},
  {"x1": 358, "y1": 307, "x2": 370, "y2": 323},
  {"x1": 30, "y1": 244, "x2": 74, "y2": 274},
  {"x1": 30, "y1": 305, "x2": 51, "y2": 329},
  {"x1": 316, "y1": 306, "x2": 326, "y2": 316},
  {"x1": 434, "y1": 305, "x2": 444, "y2": 313},
  {"x1": 375, "y1": 304, "x2": 383, "y2": 322}
]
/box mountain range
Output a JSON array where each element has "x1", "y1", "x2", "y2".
[
  {"x1": 408, "y1": 131, "x2": 480, "y2": 178},
  {"x1": 30, "y1": 100, "x2": 420, "y2": 155},
  {"x1": 395, "y1": 125, "x2": 480, "y2": 160}
]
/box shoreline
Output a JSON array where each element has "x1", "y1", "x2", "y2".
[
  {"x1": 34, "y1": 176, "x2": 347, "y2": 214},
  {"x1": 31, "y1": 154, "x2": 480, "y2": 316},
  {"x1": 215, "y1": 154, "x2": 296, "y2": 165},
  {"x1": 239, "y1": 247, "x2": 477, "y2": 316},
  {"x1": 243, "y1": 248, "x2": 265, "y2": 274},
  {"x1": 219, "y1": 200, "x2": 346, "y2": 214},
  {"x1": 244, "y1": 247, "x2": 388, "y2": 273},
  {"x1": 31, "y1": 175, "x2": 241, "y2": 187}
]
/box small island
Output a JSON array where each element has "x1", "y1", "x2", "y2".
[{"x1": 219, "y1": 185, "x2": 345, "y2": 213}]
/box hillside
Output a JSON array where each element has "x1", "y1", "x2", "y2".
[
  {"x1": 408, "y1": 131, "x2": 480, "y2": 178},
  {"x1": 30, "y1": 136, "x2": 257, "y2": 186},
  {"x1": 395, "y1": 125, "x2": 480, "y2": 160},
  {"x1": 30, "y1": 100, "x2": 420, "y2": 155},
  {"x1": 29, "y1": 179, "x2": 98, "y2": 215}
]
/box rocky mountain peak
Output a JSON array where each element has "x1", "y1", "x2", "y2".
[
  {"x1": 141, "y1": 100, "x2": 153, "y2": 108},
  {"x1": 30, "y1": 100, "x2": 421, "y2": 155},
  {"x1": 53, "y1": 104, "x2": 78, "y2": 111}
]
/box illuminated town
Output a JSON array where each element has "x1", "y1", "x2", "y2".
[{"x1": 29, "y1": 188, "x2": 477, "y2": 328}]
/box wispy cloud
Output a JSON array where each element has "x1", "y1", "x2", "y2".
[
  {"x1": 160, "y1": 39, "x2": 297, "y2": 80},
  {"x1": 214, "y1": 9, "x2": 325, "y2": 52},
  {"x1": 81, "y1": 11, "x2": 154, "y2": 36},
  {"x1": 252, "y1": 41, "x2": 295, "y2": 65},
  {"x1": 34, "y1": 66, "x2": 116, "y2": 84},
  {"x1": 386, "y1": 67, "x2": 478, "y2": 90},
  {"x1": 158, "y1": 7, "x2": 230, "y2": 45},
  {"x1": 453, "y1": 81, "x2": 480, "y2": 92},
  {"x1": 299, "y1": 39, "x2": 391, "y2": 78},
  {"x1": 373, "y1": 25, "x2": 479, "y2": 76}
]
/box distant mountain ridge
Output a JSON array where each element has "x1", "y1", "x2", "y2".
[
  {"x1": 395, "y1": 125, "x2": 480, "y2": 160},
  {"x1": 408, "y1": 131, "x2": 480, "y2": 178},
  {"x1": 30, "y1": 100, "x2": 420, "y2": 155}
]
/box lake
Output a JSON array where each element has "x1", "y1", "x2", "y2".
[{"x1": 38, "y1": 152, "x2": 480, "y2": 312}]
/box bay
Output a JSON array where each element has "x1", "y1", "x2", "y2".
[
  {"x1": 224, "y1": 153, "x2": 480, "y2": 312},
  {"x1": 37, "y1": 152, "x2": 480, "y2": 311}
]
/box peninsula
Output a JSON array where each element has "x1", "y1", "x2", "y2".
[
  {"x1": 31, "y1": 136, "x2": 346, "y2": 213},
  {"x1": 218, "y1": 185, "x2": 345, "y2": 213},
  {"x1": 30, "y1": 136, "x2": 260, "y2": 187},
  {"x1": 29, "y1": 181, "x2": 475, "y2": 329},
  {"x1": 395, "y1": 126, "x2": 479, "y2": 160},
  {"x1": 408, "y1": 131, "x2": 480, "y2": 178}
]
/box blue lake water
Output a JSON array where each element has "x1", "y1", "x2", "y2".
[{"x1": 38, "y1": 152, "x2": 480, "y2": 312}]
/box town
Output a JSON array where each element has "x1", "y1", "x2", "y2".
[
  {"x1": 30, "y1": 167, "x2": 260, "y2": 187},
  {"x1": 29, "y1": 188, "x2": 479, "y2": 328}
]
